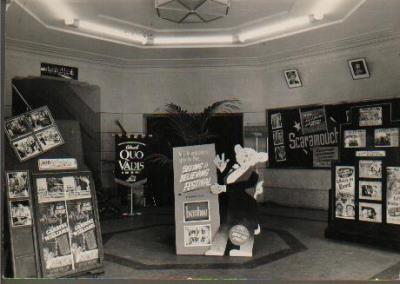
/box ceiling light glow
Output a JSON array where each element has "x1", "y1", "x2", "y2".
[
  {"x1": 153, "y1": 34, "x2": 233, "y2": 46},
  {"x1": 79, "y1": 21, "x2": 147, "y2": 45},
  {"x1": 238, "y1": 16, "x2": 310, "y2": 43},
  {"x1": 40, "y1": 0, "x2": 76, "y2": 21}
]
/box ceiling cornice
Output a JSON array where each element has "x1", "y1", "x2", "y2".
[{"x1": 5, "y1": 29, "x2": 400, "y2": 69}]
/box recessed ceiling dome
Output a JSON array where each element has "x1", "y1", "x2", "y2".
[{"x1": 155, "y1": 0, "x2": 230, "y2": 23}]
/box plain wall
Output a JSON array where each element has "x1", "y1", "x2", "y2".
[{"x1": 5, "y1": 36, "x2": 400, "y2": 209}]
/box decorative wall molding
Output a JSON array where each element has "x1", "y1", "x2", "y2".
[{"x1": 5, "y1": 29, "x2": 400, "y2": 70}]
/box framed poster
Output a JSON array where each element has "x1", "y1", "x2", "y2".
[
  {"x1": 173, "y1": 144, "x2": 220, "y2": 255},
  {"x1": 335, "y1": 166, "x2": 355, "y2": 220},
  {"x1": 4, "y1": 106, "x2": 64, "y2": 162},
  {"x1": 5, "y1": 170, "x2": 39, "y2": 278},
  {"x1": 386, "y1": 167, "x2": 400, "y2": 225},
  {"x1": 32, "y1": 171, "x2": 103, "y2": 278},
  {"x1": 359, "y1": 160, "x2": 382, "y2": 179},
  {"x1": 374, "y1": 128, "x2": 399, "y2": 147},
  {"x1": 359, "y1": 181, "x2": 382, "y2": 201},
  {"x1": 359, "y1": 202, "x2": 382, "y2": 223}
]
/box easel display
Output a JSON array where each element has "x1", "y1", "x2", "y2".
[{"x1": 326, "y1": 103, "x2": 400, "y2": 249}]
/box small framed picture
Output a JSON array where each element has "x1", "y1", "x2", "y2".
[
  {"x1": 284, "y1": 69, "x2": 302, "y2": 88},
  {"x1": 272, "y1": 130, "x2": 284, "y2": 146},
  {"x1": 343, "y1": 129, "x2": 366, "y2": 148},
  {"x1": 359, "y1": 160, "x2": 382, "y2": 179},
  {"x1": 359, "y1": 106, "x2": 382, "y2": 127},
  {"x1": 26, "y1": 106, "x2": 54, "y2": 132},
  {"x1": 359, "y1": 202, "x2": 382, "y2": 223},
  {"x1": 270, "y1": 113, "x2": 282, "y2": 130},
  {"x1": 4, "y1": 115, "x2": 31, "y2": 141},
  {"x1": 10, "y1": 200, "x2": 32, "y2": 227},
  {"x1": 348, "y1": 58, "x2": 370, "y2": 80},
  {"x1": 12, "y1": 135, "x2": 43, "y2": 162},
  {"x1": 36, "y1": 126, "x2": 64, "y2": 151},
  {"x1": 274, "y1": 145, "x2": 287, "y2": 162},
  {"x1": 375, "y1": 128, "x2": 399, "y2": 147},
  {"x1": 359, "y1": 181, "x2": 382, "y2": 201},
  {"x1": 6, "y1": 171, "x2": 30, "y2": 199}
]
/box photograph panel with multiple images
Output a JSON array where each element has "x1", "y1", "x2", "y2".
[{"x1": 4, "y1": 106, "x2": 64, "y2": 162}]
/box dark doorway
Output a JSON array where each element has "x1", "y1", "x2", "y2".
[{"x1": 145, "y1": 113, "x2": 243, "y2": 207}]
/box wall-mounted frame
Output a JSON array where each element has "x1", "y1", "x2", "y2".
[
  {"x1": 348, "y1": 58, "x2": 370, "y2": 80},
  {"x1": 283, "y1": 69, "x2": 302, "y2": 88}
]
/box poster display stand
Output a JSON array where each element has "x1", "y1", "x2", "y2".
[
  {"x1": 325, "y1": 103, "x2": 400, "y2": 250},
  {"x1": 173, "y1": 144, "x2": 220, "y2": 255}
]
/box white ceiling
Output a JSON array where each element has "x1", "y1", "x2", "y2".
[{"x1": 5, "y1": 0, "x2": 400, "y2": 62}]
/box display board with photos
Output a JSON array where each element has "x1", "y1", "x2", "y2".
[
  {"x1": 4, "y1": 106, "x2": 64, "y2": 162},
  {"x1": 266, "y1": 98, "x2": 400, "y2": 169},
  {"x1": 172, "y1": 144, "x2": 220, "y2": 255},
  {"x1": 32, "y1": 171, "x2": 103, "y2": 278},
  {"x1": 5, "y1": 170, "x2": 39, "y2": 278},
  {"x1": 326, "y1": 101, "x2": 400, "y2": 249}
]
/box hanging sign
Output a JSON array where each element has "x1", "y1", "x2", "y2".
[
  {"x1": 173, "y1": 144, "x2": 220, "y2": 255},
  {"x1": 114, "y1": 135, "x2": 147, "y2": 184}
]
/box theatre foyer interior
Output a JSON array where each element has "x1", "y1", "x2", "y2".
[{"x1": 2, "y1": 0, "x2": 400, "y2": 281}]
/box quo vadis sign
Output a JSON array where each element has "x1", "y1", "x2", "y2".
[
  {"x1": 115, "y1": 135, "x2": 146, "y2": 183},
  {"x1": 173, "y1": 144, "x2": 220, "y2": 255}
]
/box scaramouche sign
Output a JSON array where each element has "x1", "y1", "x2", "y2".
[
  {"x1": 173, "y1": 144, "x2": 220, "y2": 255},
  {"x1": 115, "y1": 135, "x2": 147, "y2": 183}
]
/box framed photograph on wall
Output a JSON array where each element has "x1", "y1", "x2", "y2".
[
  {"x1": 359, "y1": 180, "x2": 382, "y2": 201},
  {"x1": 374, "y1": 128, "x2": 399, "y2": 147},
  {"x1": 343, "y1": 129, "x2": 366, "y2": 148},
  {"x1": 359, "y1": 160, "x2": 382, "y2": 179},
  {"x1": 6, "y1": 171, "x2": 30, "y2": 199},
  {"x1": 359, "y1": 202, "x2": 382, "y2": 223},
  {"x1": 348, "y1": 58, "x2": 370, "y2": 80},
  {"x1": 284, "y1": 69, "x2": 302, "y2": 88},
  {"x1": 359, "y1": 106, "x2": 383, "y2": 127}
]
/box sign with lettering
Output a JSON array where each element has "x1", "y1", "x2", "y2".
[
  {"x1": 267, "y1": 98, "x2": 400, "y2": 168},
  {"x1": 173, "y1": 144, "x2": 220, "y2": 255},
  {"x1": 115, "y1": 135, "x2": 147, "y2": 183}
]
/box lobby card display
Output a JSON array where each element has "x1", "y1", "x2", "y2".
[
  {"x1": 5, "y1": 171, "x2": 39, "y2": 278},
  {"x1": 375, "y1": 128, "x2": 399, "y2": 147},
  {"x1": 359, "y1": 202, "x2": 382, "y2": 223},
  {"x1": 359, "y1": 160, "x2": 382, "y2": 179},
  {"x1": 33, "y1": 171, "x2": 103, "y2": 278},
  {"x1": 4, "y1": 106, "x2": 64, "y2": 162},
  {"x1": 358, "y1": 106, "x2": 383, "y2": 127},
  {"x1": 334, "y1": 166, "x2": 356, "y2": 220},
  {"x1": 173, "y1": 144, "x2": 220, "y2": 255},
  {"x1": 359, "y1": 181, "x2": 382, "y2": 201},
  {"x1": 343, "y1": 130, "x2": 366, "y2": 148},
  {"x1": 386, "y1": 167, "x2": 400, "y2": 225}
]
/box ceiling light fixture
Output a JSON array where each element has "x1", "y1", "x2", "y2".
[
  {"x1": 78, "y1": 21, "x2": 147, "y2": 45},
  {"x1": 153, "y1": 34, "x2": 233, "y2": 46},
  {"x1": 238, "y1": 16, "x2": 310, "y2": 43},
  {"x1": 155, "y1": 0, "x2": 230, "y2": 23}
]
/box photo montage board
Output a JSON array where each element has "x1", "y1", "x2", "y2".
[
  {"x1": 4, "y1": 106, "x2": 64, "y2": 162},
  {"x1": 5, "y1": 170, "x2": 39, "y2": 278},
  {"x1": 173, "y1": 144, "x2": 220, "y2": 255},
  {"x1": 32, "y1": 171, "x2": 103, "y2": 278},
  {"x1": 327, "y1": 102, "x2": 400, "y2": 250},
  {"x1": 266, "y1": 98, "x2": 400, "y2": 169}
]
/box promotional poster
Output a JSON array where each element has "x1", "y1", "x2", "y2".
[
  {"x1": 173, "y1": 144, "x2": 220, "y2": 255},
  {"x1": 335, "y1": 166, "x2": 355, "y2": 220},
  {"x1": 386, "y1": 167, "x2": 400, "y2": 225}
]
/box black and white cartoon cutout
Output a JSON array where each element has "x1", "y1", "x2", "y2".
[{"x1": 205, "y1": 145, "x2": 268, "y2": 257}]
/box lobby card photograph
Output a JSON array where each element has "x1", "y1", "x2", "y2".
[
  {"x1": 6, "y1": 171, "x2": 30, "y2": 199},
  {"x1": 374, "y1": 128, "x2": 399, "y2": 147},
  {"x1": 183, "y1": 224, "x2": 211, "y2": 247},
  {"x1": 343, "y1": 129, "x2": 366, "y2": 148},
  {"x1": 36, "y1": 176, "x2": 67, "y2": 203},
  {"x1": 359, "y1": 202, "x2": 382, "y2": 223},
  {"x1": 38, "y1": 201, "x2": 74, "y2": 276},
  {"x1": 272, "y1": 129, "x2": 284, "y2": 146},
  {"x1": 66, "y1": 175, "x2": 92, "y2": 200},
  {"x1": 386, "y1": 167, "x2": 400, "y2": 224},
  {"x1": 335, "y1": 166, "x2": 355, "y2": 220},
  {"x1": 359, "y1": 160, "x2": 382, "y2": 179},
  {"x1": 4, "y1": 114, "x2": 31, "y2": 141},
  {"x1": 274, "y1": 145, "x2": 287, "y2": 162},
  {"x1": 36, "y1": 126, "x2": 64, "y2": 151},
  {"x1": 270, "y1": 112, "x2": 282, "y2": 130},
  {"x1": 10, "y1": 200, "x2": 32, "y2": 227},
  {"x1": 26, "y1": 106, "x2": 55, "y2": 132},
  {"x1": 183, "y1": 201, "x2": 210, "y2": 223},
  {"x1": 12, "y1": 135, "x2": 43, "y2": 162},
  {"x1": 359, "y1": 181, "x2": 382, "y2": 201},
  {"x1": 359, "y1": 106, "x2": 383, "y2": 127},
  {"x1": 67, "y1": 199, "x2": 100, "y2": 269}
]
